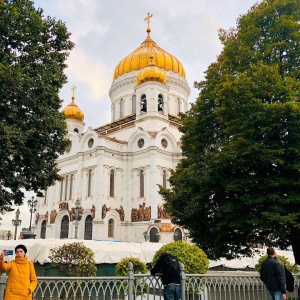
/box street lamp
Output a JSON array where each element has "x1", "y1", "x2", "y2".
[
  {"x1": 27, "y1": 196, "x2": 38, "y2": 231},
  {"x1": 6, "y1": 230, "x2": 12, "y2": 240},
  {"x1": 74, "y1": 198, "x2": 82, "y2": 239},
  {"x1": 12, "y1": 208, "x2": 22, "y2": 240}
]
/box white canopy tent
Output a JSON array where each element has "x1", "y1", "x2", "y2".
[{"x1": 0, "y1": 239, "x2": 296, "y2": 269}]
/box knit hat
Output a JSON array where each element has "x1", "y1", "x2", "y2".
[{"x1": 15, "y1": 244, "x2": 27, "y2": 254}]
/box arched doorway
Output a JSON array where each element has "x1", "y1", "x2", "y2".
[
  {"x1": 60, "y1": 215, "x2": 69, "y2": 239},
  {"x1": 108, "y1": 219, "x2": 114, "y2": 238},
  {"x1": 84, "y1": 215, "x2": 93, "y2": 240},
  {"x1": 174, "y1": 228, "x2": 182, "y2": 241},
  {"x1": 40, "y1": 220, "x2": 46, "y2": 239},
  {"x1": 150, "y1": 227, "x2": 160, "y2": 243}
]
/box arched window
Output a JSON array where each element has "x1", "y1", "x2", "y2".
[
  {"x1": 84, "y1": 215, "x2": 93, "y2": 240},
  {"x1": 132, "y1": 95, "x2": 136, "y2": 113},
  {"x1": 69, "y1": 174, "x2": 73, "y2": 200},
  {"x1": 40, "y1": 220, "x2": 46, "y2": 239},
  {"x1": 141, "y1": 94, "x2": 147, "y2": 113},
  {"x1": 163, "y1": 170, "x2": 167, "y2": 189},
  {"x1": 65, "y1": 175, "x2": 68, "y2": 201},
  {"x1": 60, "y1": 178, "x2": 64, "y2": 202},
  {"x1": 87, "y1": 169, "x2": 92, "y2": 197},
  {"x1": 140, "y1": 170, "x2": 144, "y2": 198},
  {"x1": 44, "y1": 190, "x2": 47, "y2": 205},
  {"x1": 108, "y1": 219, "x2": 114, "y2": 238},
  {"x1": 150, "y1": 227, "x2": 160, "y2": 243},
  {"x1": 158, "y1": 94, "x2": 163, "y2": 112},
  {"x1": 60, "y1": 215, "x2": 69, "y2": 239},
  {"x1": 74, "y1": 128, "x2": 79, "y2": 133},
  {"x1": 109, "y1": 169, "x2": 115, "y2": 197},
  {"x1": 120, "y1": 98, "x2": 124, "y2": 118},
  {"x1": 177, "y1": 98, "x2": 181, "y2": 115},
  {"x1": 174, "y1": 228, "x2": 182, "y2": 241}
]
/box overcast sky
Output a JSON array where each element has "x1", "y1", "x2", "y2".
[{"x1": 1, "y1": 0, "x2": 259, "y2": 237}]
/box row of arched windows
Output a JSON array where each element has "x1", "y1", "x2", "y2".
[{"x1": 40, "y1": 216, "x2": 116, "y2": 240}]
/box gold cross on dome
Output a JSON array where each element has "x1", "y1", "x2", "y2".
[
  {"x1": 144, "y1": 12, "x2": 153, "y2": 28},
  {"x1": 71, "y1": 85, "x2": 76, "y2": 98}
]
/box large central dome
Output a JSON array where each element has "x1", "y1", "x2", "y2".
[{"x1": 113, "y1": 28, "x2": 186, "y2": 80}]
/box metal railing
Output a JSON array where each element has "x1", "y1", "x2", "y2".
[{"x1": 0, "y1": 263, "x2": 299, "y2": 300}]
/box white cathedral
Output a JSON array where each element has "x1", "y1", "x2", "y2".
[{"x1": 33, "y1": 15, "x2": 191, "y2": 243}]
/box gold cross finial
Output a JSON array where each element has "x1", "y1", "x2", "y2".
[
  {"x1": 144, "y1": 12, "x2": 153, "y2": 28},
  {"x1": 71, "y1": 85, "x2": 76, "y2": 100}
]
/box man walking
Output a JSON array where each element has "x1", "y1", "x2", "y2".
[
  {"x1": 261, "y1": 247, "x2": 287, "y2": 300},
  {"x1": 151, "y1": 252, "x2": 181, "y2": 300}
]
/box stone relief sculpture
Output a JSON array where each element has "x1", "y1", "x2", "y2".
[
  {"x1": 102, "y1": 204, "x2": 111, "y2": 219},
  {"x1": 158, "y1": 205, "x2": 171, "y2": 219},
  {"x1": 131, "y1": 203, "x2": 151, "y2": 222},
  {"x1": 59, "y1": 202, "x2": 69, "y2": 211},
  {"x1": 91, "y1": 205, "x2": 96, "y2": 219},
  {"x1": 116, "y1": 205, "x2": 124, "y2": 221},
  {"x1": 50, "y1": 209, "x2": 57, "y2": 224},
  {"x1": 45, "y1": 211, "x2": 49, "y2": 223},
  {"x1": 35, "y1": 213, "x2": 40, "y2": 225}
]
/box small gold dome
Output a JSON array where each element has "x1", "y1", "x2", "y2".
[
  {"x1": 62, "y1": 96, "x2": 84, "y2": 122},
  {"x1": 136, "y1": 58, "x2": 167, "y2": 86},
  {"x1": 113, "y1": 28, "x2": 185, "y2": 80}
]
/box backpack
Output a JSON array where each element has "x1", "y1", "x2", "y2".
[
  {"x1": 285, "y1": 266, "x2": 294, "y2": 293},
  {"x1": 164, "y1": 254, "x2": 180, "y2": 276}
]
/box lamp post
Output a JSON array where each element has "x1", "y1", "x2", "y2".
[
  {"x1": 6, "y1": 230, "x2": 12, "y2": 240},
  {"x1": 74, "y1": 198, "x2": 81, "y2": 239},
  {"x1": 12, "y1": 208, "x2": 22, "y2": 240},
  {"x1": 28, "y1": 196, "x2": 38, "y2": 232},
  {"x1": 23, "y1": 196, "x2": 37, "y2": 239},
  {"x1": 143, "y1": 231, "x2": 149, "y2": 241}
]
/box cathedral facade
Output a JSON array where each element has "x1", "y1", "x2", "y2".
[{"x1": 33, "y1": 18, "x2": 190, "y2": 243}]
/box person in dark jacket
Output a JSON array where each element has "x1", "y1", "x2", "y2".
[
  {"x1": 260, "y1": 247, "x2": 287, "y2": 300},
  {"x1": 151, "y1": 252, "x2": 181, "y2": 300}
]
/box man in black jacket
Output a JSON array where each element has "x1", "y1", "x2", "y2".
[
  {"x1": 151, "y1": 252, "x2": 181, "y2": 300},
  {"x1": 261, "y1": 247, "x2": 287, "y2": 300}
]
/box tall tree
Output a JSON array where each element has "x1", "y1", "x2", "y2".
[
  {"x1": 0, "y1": 0, "x2": 74, "y2": 212},
  {"x1": 161, "y1": 0, "x2": 300, "y2": 263}
]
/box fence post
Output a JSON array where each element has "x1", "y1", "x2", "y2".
[
  {"x1": 0, "y1": 273, "x2": 7, "y2": 298},
  {"x1": 180, "y1": 263, "x2": 186, "y2": 300},
  {"x1": 127, "y1": 262, "x2": 134, "y2": 300}
]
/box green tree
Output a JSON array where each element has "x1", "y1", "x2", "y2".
[
  {"x1": 152, "y1": 241, "x2": 209, "y2": 274},
  {"x1": 160, "y1": 0, "x2": 300, "y2": 263},
  {"x1": 115, "y1": 257, "x2": 147, "y2": 276},
  {"x1": 49, "y1": 242, "x2": 97, "y2": 277},
  {"x1": 0, "y1": 0, "x2": 74, "y2": 212}
]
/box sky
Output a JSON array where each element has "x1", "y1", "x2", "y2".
[{"x1": 0, "y1": 0, "x2": 260, "y2": 237}]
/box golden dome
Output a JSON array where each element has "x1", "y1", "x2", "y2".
[
  {"x1": 136, "y1": 57, "x2": 167, "y2": 85},
  {"x1": 62, "y1": 86, "x2": 84, "y2": 122},
  {"x1": 113, "y1": 28, "x2": 185, "y2": 80}
]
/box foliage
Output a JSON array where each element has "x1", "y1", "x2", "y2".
[
  {"x1": 160, "y1": 0, "x2": 300, "y2": 262},
  {"x1": 0, "y1": 0, "x2": 74, "y2": 212},
  {"x1": 115, "y1": 257, "x2": 147, "y2": 276},
  {"x1": 49, "y1": 242, "x2": 97, "y2": 277},
  {"x1": 255, "y1": 255, "x2": 298, "y2": 274},
  {"x1": 152, "y1": 241, "x2": 209, "y2": 274}
]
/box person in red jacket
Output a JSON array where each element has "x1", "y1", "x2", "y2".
[{"x1": 0, "y1": 244, "x2": 37, "y2": 300}]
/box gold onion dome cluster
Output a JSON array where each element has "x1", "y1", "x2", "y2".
[
  {"x1": 62, "y1": 96, "x2": 84, "y2": 122},
  {"x1": 136, "y1": 57, "x2": 167, "y2": 85},
  {"x1": 113, "y1": 27, "x2": 186, "y2": 81}
]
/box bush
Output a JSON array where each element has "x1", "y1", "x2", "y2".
[
  {"x1": 49, "y1": 242, "x2": 97, "y2": 277},
  {"x1": 255, "y1": 255, "x2": 297, "y2": 274},
  {"x1": 152, "y1": 240, "x2": 209, "y2": 274},
  {"x1": 115, "y1": 257, "x2": 147, "y2": 276}
]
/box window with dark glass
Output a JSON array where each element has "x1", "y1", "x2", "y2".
[
  {"x1": 110, "y1": 169, "x2": 115, "y2": 197},
  {"x1": 84, "y1": 215, "x2": 93, "y2": 240},
  {"x1": 60, "y1": 215, "x2": 69, "y2": 239},
  {"x1": 140, "y1": 170, "x2": 144, "y2": 198},
  {"x1": 40, "y1": 220, "x2": 46, "y2": 239},
  {"x1": 158, "y1": 94, "x2": 163, "y2": 112},
  {"x1": 108, "y1": 219, "x2": 114, "y2": 238},
  {"x1": 141, "y1": 94, "x2": 147, "y2": 113}
]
